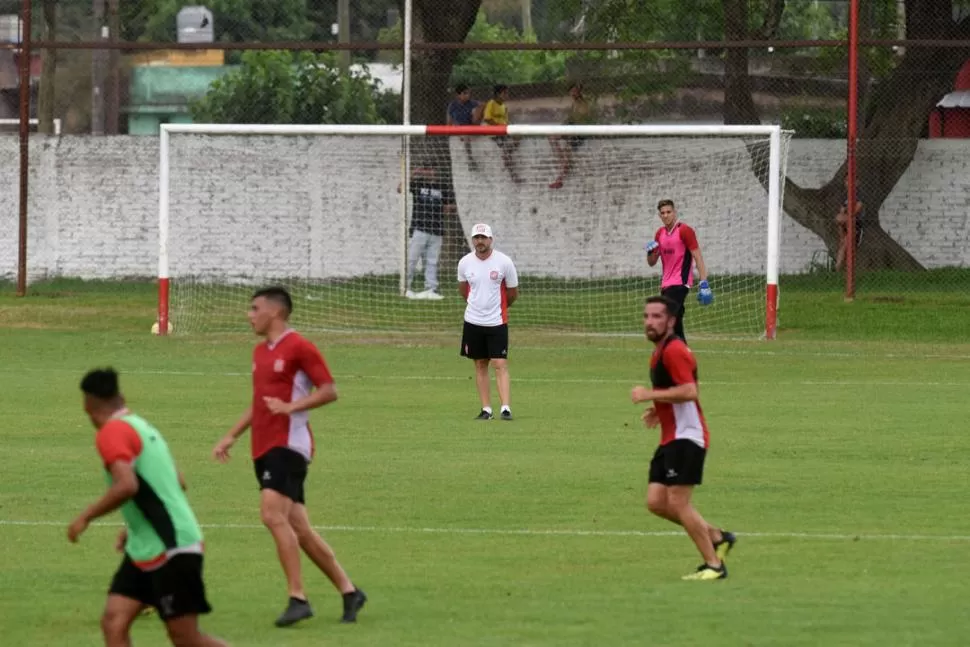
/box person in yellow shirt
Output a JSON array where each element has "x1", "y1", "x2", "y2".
[{"x1": 483, "y1": 85, "x2": 521, "y2": 183}]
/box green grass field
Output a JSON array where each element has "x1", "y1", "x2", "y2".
[{"x1": 2, "y1": 277, "x2": 969, "y2": 646}]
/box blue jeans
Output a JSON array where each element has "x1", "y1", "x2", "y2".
[{"x1": 406, "y1": 230, "x2": 442, "y2": 292}]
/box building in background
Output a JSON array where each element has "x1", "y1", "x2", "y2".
[
  {"x1": 929, "y1": 59, "x2": 970, "y2": 139},
  {"x1": 126, "y1": 6, "x2": 224, "y2": 135},
  {"x1": 0, "y1": 14, "x2": 41, "y2": 122}
]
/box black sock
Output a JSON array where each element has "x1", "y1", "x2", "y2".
[{"x1": 290, "y1": 596, "x2": 308, "y2": 605}]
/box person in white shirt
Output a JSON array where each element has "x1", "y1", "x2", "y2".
[{"x1": 457, "y1": 223, "x2": 519, "y2": 421}]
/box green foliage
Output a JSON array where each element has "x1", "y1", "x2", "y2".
[
  {"x1": 547, "y1": 0, "x2": 722, "y2": 42},
  {"x1": 378, "y1": 10, "x2": 568, "y2": 86},
  {"x1": 781, "y1": 106, "x2": 847, "y2": 139},
  {"x1": 189, "y1": 51, "x2": 399, "y2": 125},
  {"x1": 775, "y1": 0, "x2": 839, "y2": 40},
  {"x1": 304, "y1": 0, "x2": 400, "y2": 43},
  {"x1": 121, "y1": 0, "x2": 313, "y2": 43},
  {"x1": 544, "y1": 0, "x2": 703, "y2": 122},
  {"x1": 812, "y1": 0, "x2": 901, "y2": 79},
  {"x1": 375, "y1": 19, "x2": 404, "y2": 64},
  {"x1": 453, "y1": 10, "x2": 568, "y2": 86}
]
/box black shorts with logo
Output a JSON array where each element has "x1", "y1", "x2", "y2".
[
  {"x1": 253, "y1": 446, "x2": 309, "y2": 504},
  {"x1": 648, "y1": 439, "x2": 707, "y2": 486},
  {"x1": 109, "y1": 553, "x2": 211, "y2": 620},
  {"x1": 460, "y1": 321, "x2": 509, "y2": 360}
]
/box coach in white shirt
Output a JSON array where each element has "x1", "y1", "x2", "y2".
[{"x1": 457, "y1": 223, "x2": 520, "y2": 421}]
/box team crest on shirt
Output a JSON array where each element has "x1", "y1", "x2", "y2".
[
  {"x1": 274, "y1": 359, "x2": 285, "y2": 372},
  {"x1": 490, "y1": 270, "x2": 499, "y2": 280}
]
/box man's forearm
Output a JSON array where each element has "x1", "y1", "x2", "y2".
[
  {"x1": 694, "y1": 250, "x2": 708, "y2": 282},
  {"x1": 287, "y1": 386, "x2": 337, "y2": 414},
  {"x1": 651, "y1": 383, "x2": 698, "y2": 403},
  {"x1": 82, "y1": 483, "x2": 135, "y2": 523},
  {"x1": 227, "y1": 407, "x2": 253, "y2": 439}
]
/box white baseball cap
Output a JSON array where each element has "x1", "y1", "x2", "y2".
[{"x1": 470, "y1": 223, "x2": 493, "y2": 238}]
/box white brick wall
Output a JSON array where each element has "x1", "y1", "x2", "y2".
[{"x1": 1, "y1": 135, "x2": 968, "y2": 282}]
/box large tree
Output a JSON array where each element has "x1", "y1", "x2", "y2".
[
  {"x1": 725, "y1": 0, "x2": 970, "y2": 271},
  {"x1": 555, "y1": 0, "x2": 970, "y2": 271},
  {"x1": 37, "y1": 0, "x2": 57, "y2": 134},
  {"x1": 402, "y1": 0, "x2": 482, "y2": 272}
]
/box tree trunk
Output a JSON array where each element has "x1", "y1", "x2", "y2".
[
  {"x1": 37, "y1": 0, "x2": 57, "y2": 134},
  {"x1": 407, "y1": 0, "x2": 482, "y2": 276},
  {"x1": 723, "y1": 0, "x2": 970, "y2": 272},
  {"x1": 722, "y1": 0, "x2": 758, "y2": 125},
  {"x1": 106, "y1": 0, "x2": 121, "y2": 134}
]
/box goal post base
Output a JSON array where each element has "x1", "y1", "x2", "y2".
[{"x1": 766, "y1": 283, "x2": 779, "y2": 340}]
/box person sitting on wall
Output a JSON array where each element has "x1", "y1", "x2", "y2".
[
  {"x1": 447, "y1": 83, "x2": 484, "y2": 171},
  {"x1": 482, "y1": 84, "x2": 521, "y2": 184}
]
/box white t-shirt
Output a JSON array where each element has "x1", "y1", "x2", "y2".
[{"x1": 457, "y1": 250, "x2": 519, "y2": 326}]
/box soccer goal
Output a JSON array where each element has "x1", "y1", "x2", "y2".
[{"x1": 158, "y1": 123, "x2": 792, "y2": 339}]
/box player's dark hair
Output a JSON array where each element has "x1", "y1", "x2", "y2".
[
  {"x1": 646, "y1": 295, "x2": 680, "y2": 318},
  {"x1": 80, "y1": 368, "x2": 121, "y2": 400},
  {"x1": 494, "y1": 84, "x2": 508, "y2": 96},
  {"x1": 455, "y1": 83, "x2": 469, "y2": 94},
  {"x1": 657, "y1": 199, "x2": 675, "y2": 211},
  {"x1": 252, "y1": 286, "x2": 293, "y2": 317}
]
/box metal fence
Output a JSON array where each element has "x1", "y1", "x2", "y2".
[{"x1": 3, "y1": 0, "x2": 970, "y2": 298}]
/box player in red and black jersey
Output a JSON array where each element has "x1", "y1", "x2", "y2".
[
  {"x1": 631, "y1": 295, "x2": 736, "y2": 581},
  {"x1": 212, "y1": 287, "x2": 366, "y2": 626}
]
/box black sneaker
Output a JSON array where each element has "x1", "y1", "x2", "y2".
[
  {"x1": 475, "y1": 409, "x2": 493, "y2": 420},
  {"x1": 275, "y1": 597, "x2": 313, "y2": 627},
  {"x1": 714, "y1": 530, "x2": 737, "y2": 561},
  {"x1": 500, "y1": 409, "x2": 512, "y2": 421},
  {"x1": 341, "y1": 588, "x2": 367, "y2": 623}
]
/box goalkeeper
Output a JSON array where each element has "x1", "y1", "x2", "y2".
[{"x1": 645, "y1": 199, "x2": 711, "y2": 342}]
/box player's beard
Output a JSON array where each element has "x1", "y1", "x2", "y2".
[{"x1": 645, "y1": 325, "x2": 668, "y2": 342}]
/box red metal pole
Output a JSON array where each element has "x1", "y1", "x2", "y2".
[
  {"x1": 845, "y1": 0, "x2": 858, "y2": 301},
  {"x1": 16, "y1": 0, "x2": 32, "y2": 297}
]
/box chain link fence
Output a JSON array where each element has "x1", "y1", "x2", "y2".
[{"x1": 3, "y1": 0, "x2": 969, "y2": 303}]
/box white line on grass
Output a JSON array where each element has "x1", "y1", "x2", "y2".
[
  {"x1": 3, "y1": 519, "x2": 969, "y2": 542},
  {"x1": 4, "y1": 367, "x2": 967, "y2": 387}
]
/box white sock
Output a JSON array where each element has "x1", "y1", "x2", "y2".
[
  {"x1": 482, "y1": 406, "x2": 493, "y2": 414},
  {"x1": 501, "y1": 405, "x2": 511, "y2": 413}
]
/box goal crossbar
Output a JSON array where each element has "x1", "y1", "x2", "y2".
[{"x1": 158, "y1": 123, "x2": 787, "y2": 339}]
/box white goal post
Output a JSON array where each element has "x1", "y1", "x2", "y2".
[{"x1": 157, "y1": 123, "x2": 791, "y2": 339}]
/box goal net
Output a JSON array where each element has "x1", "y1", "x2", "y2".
[{"x1": 159, "y1": 124, "x2": 792, "y2": 338}]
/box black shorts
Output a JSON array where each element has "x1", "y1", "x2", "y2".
[
  {"x1": 109, "y1": 553, "x2": 211, "y2": 621},
  {"x1": 460, "y1": 321, "x2": 509, "y2": 360},
  {"x1": 253, "y1": 446, "x2": 308, "y2": 504},
  {"x1": 660, "y1": 285, "x2": 689, "y2": 311},
  {"x1": 648, "y1": 439, "x2": 707, "y2": 486}
]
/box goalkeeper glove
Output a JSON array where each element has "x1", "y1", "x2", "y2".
[
  {"x1": 697, "y1": 280, "x2": 714, "y2": 306},
  {"x1": 644, "y1": 240, "x2": 659, "y2": 254}
]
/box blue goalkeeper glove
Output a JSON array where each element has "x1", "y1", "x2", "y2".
[
  {"x1": 697, "y1": 280, "x2": 714, "y2": 306},
  {"x1": 644, "y1": 240, "x2": 659, "y2": 254}
]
